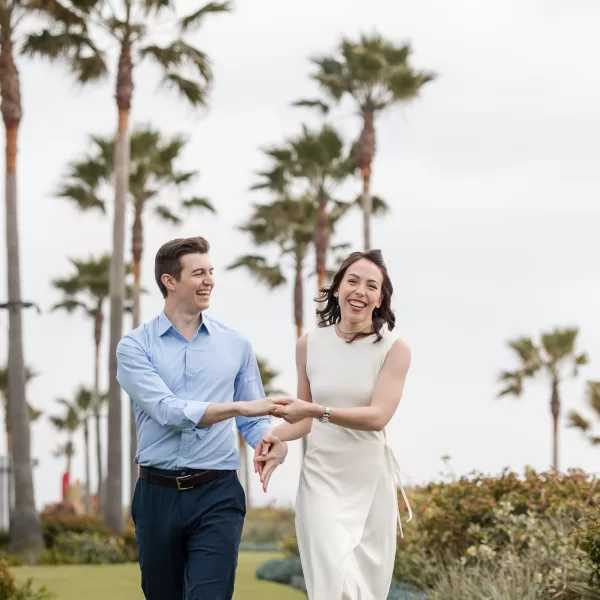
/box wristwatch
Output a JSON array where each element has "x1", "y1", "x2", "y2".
[{"x1": 318, "y1": 406, "x2": 330, "y2": 423}]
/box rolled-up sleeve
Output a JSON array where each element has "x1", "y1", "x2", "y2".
[
  {"x1": 233, "y1": 343, "x2": 272, "y2": 449},
  {"x1": 117, "y1": 336, "x2": 210, "y2": 430}
]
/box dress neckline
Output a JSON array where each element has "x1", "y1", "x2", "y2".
[{"x1": 330, "y1": 323, "x2": 378, "y2": 344}]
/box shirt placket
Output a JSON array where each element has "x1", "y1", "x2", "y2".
[{"x1": 178, "y1": 342, "x2": 194, "y2": 469}]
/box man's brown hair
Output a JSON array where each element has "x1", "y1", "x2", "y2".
[{"x1": 154, "y1": 237, "x2": 210, "y2": 298}]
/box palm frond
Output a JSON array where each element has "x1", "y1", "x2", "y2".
[
  {"x1": 56, "y1": 184, "x2": 106, "y2": 212},
  {"x1": 25, "y1": 1, "x2": 87, "y2": 28},
  {"x1": 21, "y1": 30, "x2": 108, "y2": 84},
  {"x1": 154, "y1": 205, "x2": 182, "y2": 224},
  {"x1": 497, "y1": 370, "x2": 524, "y2": 398},
  {"x1": 352, "y1": 193, "x2": 390, "y2": 216},
  {"x1": 292, "y1": 98, "x2": 330, "y2": 114},
  {"x1": 507, "y1": 337, "x2": 542, "y2": 375},
  {"x1": 226, "y1": 255, "x2": 286, "y2": 289},
  {"x1": 50, "y1": 298, "x2": 91, "y2": 315},
  {"x1": 181, "y1": 197, "x2": 216, "y2": 213},
  {"x1": 587, "y1": 381, "x2": 600, "y2": 417},
  {"x1": 179, "y1": 1, "x2": 232, "y2": 32},
  {"x1": 161, "y1": 73, "x2": 207, "y2": 107},
  {"x1": 143, "y1": 0, "x2": 174, "y2": 13},
  {"x1": 568, "y1": 411, "x2": 591, "y2": 433},
  {"x1": 71, "y1": 52, "x2": 108, "y2": 83}
]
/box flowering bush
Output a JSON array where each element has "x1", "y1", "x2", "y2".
[{"x1": 394, "y1": 468, "x2": 600, "y2": 599}]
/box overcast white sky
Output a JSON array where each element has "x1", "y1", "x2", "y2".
[{"x1": 0, "y1": 0, "x2": 599, "y2": 511}]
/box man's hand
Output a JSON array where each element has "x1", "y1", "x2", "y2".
[
  {"x1": 254, "y1": 431, "x2": 288, "y2": 492},
  {"x1": 239, "y1": 397, "x2": 294, "y2": 418},
  {"x1": 272, "y1": 398, "x2": 320, "y2": 424}
]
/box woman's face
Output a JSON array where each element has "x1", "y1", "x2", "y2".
[{"x1": 334, "y1": 258, "x2": 383, "y2": 325}]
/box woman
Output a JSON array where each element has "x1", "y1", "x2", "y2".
[{"x1": 256, "y1": 249, "x2": 412, "y2": 599}]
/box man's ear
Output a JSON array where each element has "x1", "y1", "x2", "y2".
[{"x1": 161, "y1": 273, "x2": 176, "y2": 294}]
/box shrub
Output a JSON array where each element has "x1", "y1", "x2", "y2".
[
  {"x1": 394, "y1": 468, "x2": 600, "y2": 599},
  {"x1": 0, "y1": 561, "x2": 54, "y2": 600},
  {"x1": 289, "y1": 575, "x2": 307, "y2": 594},
  {"x1": 255, "y1": 556, "x2": 303, "y2": 584},
  {"x1": 242, "y1": 508, "x2": 295, "y2": 546},
  {"x1": 41, "y1": 515, "x2": 109, "y2": 549},
  {"x1": 0, "y1": 561, "x2": 17, "y2": 600},
  {"x1": 38, "y1": 532, "x2": 136, "y2": 565},
  {"x1": 278, "y1": 535, "x2": 299, "y2": 557},
  {"x1": 386, "y1": 580, "x2": 426, "y2": 600}
]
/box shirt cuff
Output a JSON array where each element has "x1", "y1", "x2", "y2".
[{"x1": 182, "y1": 401, "x2": 210, "y2": 429}]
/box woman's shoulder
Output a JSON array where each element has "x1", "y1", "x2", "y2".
[{"x1": 297, "y1": 325, "x2": 335, "y2": 353}]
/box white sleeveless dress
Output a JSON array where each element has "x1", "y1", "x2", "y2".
[{"x1": 295, "y1": 324, "x2": 411, "y2": 600}]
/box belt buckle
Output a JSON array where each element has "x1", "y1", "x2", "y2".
[{"x1": 176, "y1": 474, "x2": 194, "y2": 491}]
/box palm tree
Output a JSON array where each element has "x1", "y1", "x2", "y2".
[
  {"x1": 568, "y1": 381, "x2": 600, "y2": 446},
  {"x1": 0, "y1": 0, "x2": 47, "y2": 556},
  {"x1": 0, "y1": 365, "x2": 39, "y2": 455},
  {"x1": 252, "y1": 124, "x2": 358, "y2": 295},
  {"x1": 228, "y1": 196, "x2": 315, "y2": 340},
  {"x1": 497, "y1": 327, "x2": 588, "y2": 471},
  {"x1": 25, "y1": 0, "x2": 231, "y2": 533},
  {"x1": 56, "y1": 127, "x2": 215, "y2": 501},
  {"x1": 295, "y1": 33, "x2": 436, "y2": 250},
  {"x1": 49, "y1": 399, "x2": 81, "y2": 496},
  {"x1": 51, "y1": 254, "x2": 130, "y2": 513},
  {"x1": 72, "y1": 387, "x2": 95, "y2": 514}
]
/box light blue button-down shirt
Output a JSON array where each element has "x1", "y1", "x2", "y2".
[{"x1": 116, "y1": 311, "x2": 272, "y2": 471}]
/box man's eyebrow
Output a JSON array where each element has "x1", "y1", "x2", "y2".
[{"x1": 191, "y1": 267, "x2": 213, "y2": 273}]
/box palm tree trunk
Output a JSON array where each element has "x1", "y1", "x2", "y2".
[
  {"x1": 105, "y1": 39, "x2": 133, "y2": 535},
  {"x1": 358, "y1": 110, "x2": 375, "y2": 251},
  {"x1": 551, "y1": 379, "x2": 560, "y2": 472},
  {"x1": 66, "y1": 443, "x2": 72, "y2": 483},
  {"x1": 83, "y1": 421, "x2": 91, "y2": 514},
  {"x1": 93, "y1": 310, "x2": 103, "y2": 515},
  {"x1": 238, "y1": 431, "x2": 250, "y2": 509},
  {"x1": 294, "y1": 254, "x2": 307, "y2": 456},
  {"x1": 361, "y1": 164, "x2": 372, "y2": 251},
  {"x1": 1, "y1": 38, "x2": 43, "y2": 558},
  {"x1": 130, "y1": 207, "x2": 142, "y2": 502},
  {"x1": 315, "y1": 192, "x2": 330, "y2": 294},
  {"x1": 294, "y1": 253, "x2": 304, "y2": 339}
]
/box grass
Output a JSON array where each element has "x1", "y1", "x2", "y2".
[{"x1": 13, "y1": 552, "x2": 304, "y2": 600}]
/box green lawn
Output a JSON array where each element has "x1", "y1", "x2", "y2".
[{"x1": 13, "y1": 552, "x2": 303, "y2": 600}]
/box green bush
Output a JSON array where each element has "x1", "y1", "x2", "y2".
[
  {"x1": 38, "y1": 532, "x2": 137, "y2": 565},
  {"x1": 0, "y1": 560, "x2": 55, "y2": 600},
  {"x1": 255, "y1": 556, "x2": 303, "y2": 584},
  {"x1": 393, "y1": 468, "x2": 600, "y2": 599},
  {"x1": 242, "y1": 508, "x2": 295, "y2": 546},
  {"x1": 386, "y1": 581, "x2": 426, "y2": 600},
  {"x1": 289, "y1": 575, "x2": 306, "y2": 594},
  {"x1": 41, "y1": 515, "x2": 110, "y2": 549}
]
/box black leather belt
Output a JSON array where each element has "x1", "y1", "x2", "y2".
[{"x1": 139, "y1": 467, "x2": 223, "y2": 491}]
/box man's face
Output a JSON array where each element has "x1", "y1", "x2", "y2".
[{"x1": 167, "y1": 252, "x2": 214, "y2": 310}]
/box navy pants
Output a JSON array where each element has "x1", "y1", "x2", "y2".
[{"x1": 131, "y1": 468, "x2": 246, "y2": 600}]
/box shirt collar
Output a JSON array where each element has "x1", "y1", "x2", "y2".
[{"x1": 157, "y1": 310, "x2": 212, "y2": 337}]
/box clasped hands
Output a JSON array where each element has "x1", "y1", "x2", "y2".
[{"x1": 253, "y1": 397, "x2": 317, "y2": 492}]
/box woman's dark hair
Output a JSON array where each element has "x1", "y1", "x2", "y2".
[{"x1": 315, "y1": 249, "x2": 395, "y2": 343}]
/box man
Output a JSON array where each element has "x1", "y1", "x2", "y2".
[{"x1": 116, "y1": 236, "x2": 289, "y2": 600}]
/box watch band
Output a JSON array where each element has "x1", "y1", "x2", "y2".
[{"x1": 319, "y1": 406, "x2": 331, "y2": 423}]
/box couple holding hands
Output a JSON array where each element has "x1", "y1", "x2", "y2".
[{"x1": 117, "y1": 236, "x2": 412, "y2": 600}]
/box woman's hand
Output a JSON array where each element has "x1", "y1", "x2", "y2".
[{"x1": 271, "y1": 398, "x2": 321, "y2": 424}]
